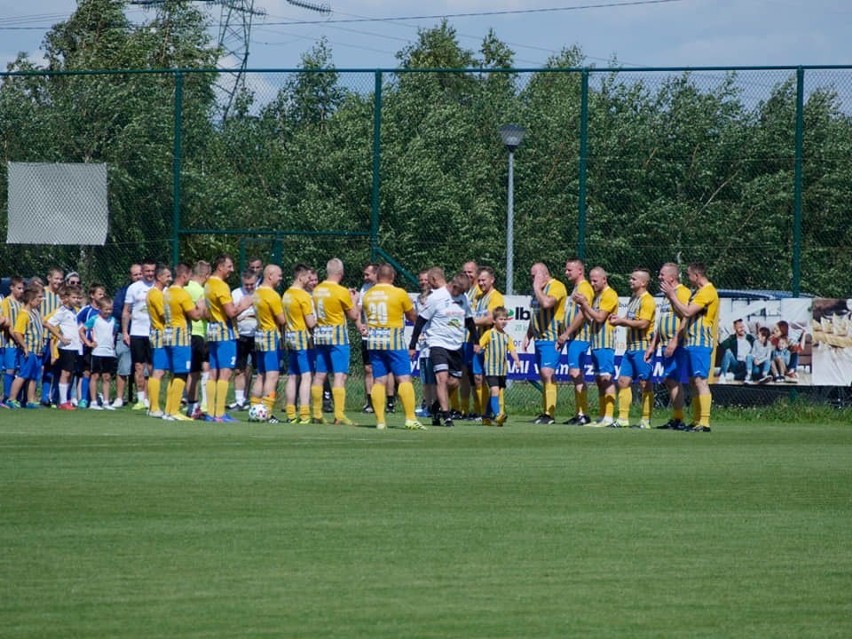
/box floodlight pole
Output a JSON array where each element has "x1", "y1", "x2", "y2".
[{"x1": 500, "y1": 124, "x2": 525, "y2": 295}]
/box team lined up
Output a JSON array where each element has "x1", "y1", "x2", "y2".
[{"x1": 1, "y1": 255, "x2": 719, "y2": 430}]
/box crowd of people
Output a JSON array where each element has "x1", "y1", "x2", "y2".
[{"x1": 0, "y1": 256, "x2": 719, "y2": 432}]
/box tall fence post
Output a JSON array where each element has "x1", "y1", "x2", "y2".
[
  {"x1": 792, "y1": 66, "x2": 805, "y2": 296},
  {"x1": 577, "y1": 69, "x2": 589, "y2": 260},
  {"x1": 172, "y1": 71, "x2": 184, "y2": 267},
  {"x1": 370, "y1": 71, "x2": 383, "y2": 262}
]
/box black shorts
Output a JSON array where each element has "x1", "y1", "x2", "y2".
[
  {"x1": 485, "y1": 375, "x2": 507, "y2": 389},
  {"x1": 361, "y1": 340, "x2": 371, "y2": 369},
  {"x1": 91, "y1": 355, "x2": 117, "y2": 376},
  {"x1": 56, "y1": 349, "x2": 78, "y2": 373},
  {"x1": 190, "y1": 335, "x2": 208, "y2": 373},
  {"x1": 80, "y1": 346, "x2": 92, "y2": 373},
  {"x1": 429, "y1": 347, "x2": 464, "y2": 378},
  {"x1": 235, "y1": 335, "x2": 257, "y2": 370},
  {"x1": 130, "y1": 336, "x2": 152, "y2": 366}
]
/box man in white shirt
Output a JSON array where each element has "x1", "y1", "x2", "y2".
[
  {"x1": 230, "y1": 269, "x2": 258, "y2": 410},
  {"x1": 122, "y1": 260, "x2": 156, "y2": 409}
]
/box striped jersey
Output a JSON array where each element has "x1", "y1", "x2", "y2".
[
  {"x1": 473, "y1": 288, "x2": 506, "y2": 327},
  {"x1": 14, "y1": 308, "x2": 44, "y2": 353},
  {"x1": 164, "y1": 285, "x2": 195, "y2": 347},
  {"x1": 40, "y1": 289, "x2": 62, "y2": 319},
  {"x1": 205, "y1": 276, "x2": 237, "y2": 342},
  {"x1": 362, "y1": 283, "x2": 413, "y2": 351},
  {"x1": 312, "y1": 280, "x2": 353, "y2": 346},
  {"x1": 529, "y1": 278, "x2": 568, "y2": 341},
  {"x1": 479, "y1": 328, "x2": 517, "y2": 377},
  {"x1": 281, "y1": 287, "x2": 315, "y2": 351},
  {"x1": 563, "y1": 279, "x2": 594, "y2": 342},
  {"x1": 655, "y1": 284, "x2": 691, "y2": 344},
  {"x1": 624, "y1": 291, "x2": 656, "y2": 351},
  {"x1": 146, "y1": 287, "x2": 167, "y2": 349},
  {"x1": 685, "y1": 283, "x2": 720, "y2": 348},
  {"x1": 253, "y1": 286, "x2": 284, "y2": 352},
  {"x1": 590, "y1": 286, "x2": 619, "y2": 350},
  {"x1": 1, "y1": 296, "x2": 22, "y2": 348}
]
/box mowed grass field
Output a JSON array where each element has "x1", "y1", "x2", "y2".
[{"x1": 1, "y1": 409, "x2": 850, "y2": 638}]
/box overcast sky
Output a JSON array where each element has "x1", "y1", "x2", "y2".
[{"x1": 1, "y1": 0, "x2": 851, "y2": 72}]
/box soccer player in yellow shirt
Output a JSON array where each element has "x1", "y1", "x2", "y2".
[
  {"x1": 557, "y1": 258, "x2": 595, "y2": 425},
  {"x1": 523, "y1": 263, "x2": 567, "y2": 424},
  {"x1": 8, "y1": 285, "x2": 45, "y2": 408},
  {"x1": 250, "y1": 264, "x2": 287, "y2": 422},
  {"x1": 646, "y1": 263, "x2": 691, "y2": 430},
  {"x1": 311, "y1": 258, "x2": 360, "y2": 425},
  {"x1": 609, "y1": 269, "x2": 656, "y2": 428},
  {"x1": 282, "y1": 264, "x2": 317, "y2": 423},
  {"x1": 363, "y1": 264, "x2": 420, "y2": 430},
  {"x1": 661, "y1": 262, "x2": 719, "y2": 432},
  {"x1": 145, "y1": 264, "x2": 171, "y2": 419},
  {"x1": 573, "y1": 267, "x2": 619, "y2": 426},
  {"x1": 472, "y1": 266, "x2": 506, "y2": 420},
  {"x1": 1, "y1": 276, "x2": 25, "y2": 405},
  {"x1": 204, "y1": 254, "x2": 254, "y2": 423},
  {"x1": 163, "y1": 263, "x2": 202, "y2": 421}
]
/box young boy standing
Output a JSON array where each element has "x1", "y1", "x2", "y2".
[
  {"x1": 45, "y1": 285, "x2": 84, "y2": 410},
  {"x1": 477, "y1": 306, "x2": 520, "y2": 426},
  {"x1": 8, "y1": 285, "x2": 46, "y2": 409},
  {"x1": 80, "y1": 297, "x2": 118, "y2": 410}
]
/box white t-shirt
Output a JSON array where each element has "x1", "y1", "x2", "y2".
[
  {"x1": 421, "y1": 286, "x2": 472, "y2": 351},
  {"x1": 125, "y1": 280, "x2": 153, "y2": 337},
  {"x1": 736, "y1": 336, "x2": 752, "y2": 361},
  {"x1": 85, "y1": 316, "x2": 118, "y2": 357},
  {"x1": 231, "y1": 286, "x2": 258, "y2": 337},
  {"x1": 47, "y1": 305, "x2": 82, "y2": 352}
]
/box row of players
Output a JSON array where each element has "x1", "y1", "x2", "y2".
[{"x1": 2, "y1": 256, "x2": 719, "y2": 431}]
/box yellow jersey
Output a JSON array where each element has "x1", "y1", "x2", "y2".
[
  {"x1": 40, "y1": 290, "x2": 62, "y2": 319},
  {"x1": 685, "y1": 283, "x2": 719, "y2": 348},
  {"x1": 312, "y1": 280, "x2": 353, "y2": 346},
  {"x1": 14, "y1": 308, "x2": 44, "y2": 353},
  {"x1": 146, "y1": 287, "x2": 166, "y2": 348},
  {"x1": 362, "y1": 283, "x2": 413, "y2": 350},
  {"x1": 205, "y1": 276, "x2": 236, "y2": 342},
  {"x1": 625, "y1": 291, "x2": 656, "y2": 351},
  {"x1": 530, "y1": 278, "x2": 568, "y2": 341},
  {"x1": 281, "y1": 287, "x2": 315, "y2": 350},
  {"x1": 163, "y1": 285, "x2": 195, "y2": 347},
  {"x1": 480, "y1": 328, "x2": 516, "y2": 377},
  {"x1": 253, "y1": 286, "x2": 284, "y2": 352},
  {"x1": 590, "y1": 286, "x2": 619, "y2": 350},
  {"x1": 564, "y1": 279, "x2": 594, "y2": 342},
  {"x1": 1, "y1": 296, "x2": 22, "y2": 348},
  {"x1": 655, "y1": 284, "x2": 691, "y2": 345},
  {"x1": 473, "y1": 288, "x2": 505, "y2": 326}
]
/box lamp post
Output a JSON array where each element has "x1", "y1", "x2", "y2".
[{"x1": 499, "y1": 124, "x2": 525, "y2": 295}]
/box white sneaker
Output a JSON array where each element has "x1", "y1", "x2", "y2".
[
  {"x1": 724, "y1": 373, "x2": 735, "y2": 382},
  {"x1": 147, "y1": 409, "x2": 164, "y2": 418},
  {"x1": 591, "y1": 417, "x2": 613, "y2": 428},
  {"x1": 638, "y1": 420, "x2": 651, "y2": 430},
  {"x1": 89, "y1": 405, "x2": 104, "y2": 411},
  {"x1": 161, "y1": 414, "x2": 175, "y2": 421},
  {"x1": 376, "y1": 422, "x2": 386, "y2": 430},
  {"x1": 111, "y1": 398, "x2": 124, "y2": 408}
]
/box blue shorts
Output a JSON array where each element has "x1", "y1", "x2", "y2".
[
  {"x1": 152, "y1": 346, "x2": 169, "y2": 372},
  {"x1": 566, "y1": 340, "x2": 590, "y2": 370},
  {"x1": 4, "y1": 345, "x2": 19, "y2": 371},
  {"x1": 369, "y1": 349, "x2": 411, "y2": 379},
  {"x1": 256, "y1": 349, "x2": 281, "y2": 374},
  {"x1": 619, "y1": 349, "x2": 651, "y2": 381},
  {"x1": 591, "y1": 348, "x2": 615, "y2": 377},
  {"x1": 209, "y1": 340, "x2": 237, "y2": 371},
  {"x1": 166, "y1": 345, "x2": 192, "y2": 374},
  {"x1": 685, "y1": 345, "x2": 713, "y2": 379},
  {"x1": 287, "y1": 348, "x2": 313, "y2": 376},
  {"x1": 17, "y1": 352, "x2": 43, "y2": 380},
  {"x1": 535, "y1": 340, "x2": 561, "y2": 371},
  {"x1": 471, "y1": 352, "x2": 485, "y2": 376},
  {"x1": 663, "y1": 346, "x2": 689, "y2": 384},
  {"x1": 419, "y1": 356, "x2": 436, "y2": 385},
  {"x1": 314, "y1": 344, "x2": 351, "y2": 375}
]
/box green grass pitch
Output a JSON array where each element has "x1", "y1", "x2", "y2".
[{"x1": 1, "y1": 409, "x2": 850, "y2": 638}]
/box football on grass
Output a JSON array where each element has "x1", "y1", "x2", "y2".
[{"x1": 247, "y1": 404, "x2": 270, "y2": 422}]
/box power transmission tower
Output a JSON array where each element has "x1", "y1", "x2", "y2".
[{"x1": 129, "y1": 1, "x2": 264, "y2": 120}]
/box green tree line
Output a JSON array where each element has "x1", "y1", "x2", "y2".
[{"x1": 1, "y1": 0, "x2": 850, "y2": 296}]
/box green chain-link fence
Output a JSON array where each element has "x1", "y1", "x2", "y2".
[{"x1": 2, "y1": 65, "x2": 851, "y2": 407}]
